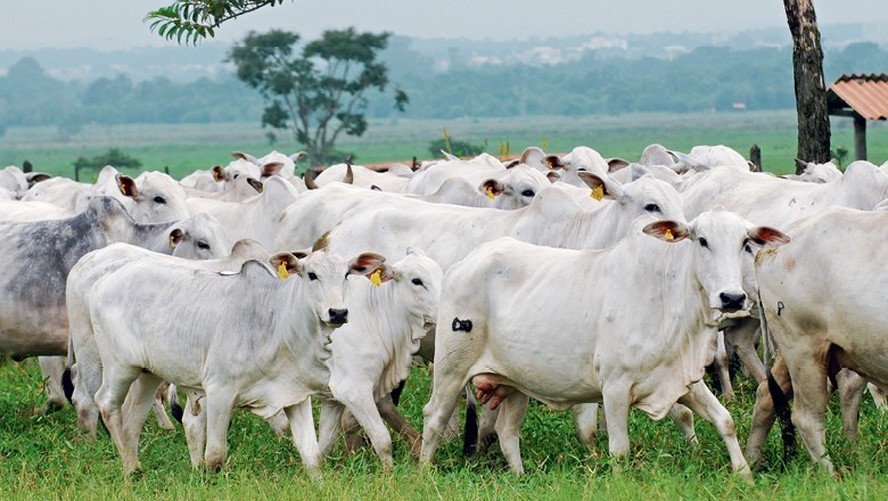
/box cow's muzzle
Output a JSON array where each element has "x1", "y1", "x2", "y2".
[
  {"x1": 327, "y1": 308, "x2": 349, "y2": 325},
  {"x1": 719, "y1": 292, "x2": 747, "y2": 313}
]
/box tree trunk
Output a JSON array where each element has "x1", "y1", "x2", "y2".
[{"x1": 783, "y1": 0, "x2": 831, "y2": 173}]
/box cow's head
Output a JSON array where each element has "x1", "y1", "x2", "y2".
[
  {"x1": 167, "y1": 213, "x2": 232, "y2": 260},
  {"x1": 371, "y1": 248, "x2": 444, "y2": 341},
  {"x1": 116, "y1": 172, "x2": 190, "y2": 223},
  {"x1": 643, "y1": 208, "x2": 789, "y2": 316},
  {"x1": 479, "y1": 165, "x2": 551, "y2": 209},
  {"x1": 271, "y1": 245, "x2": 386, "y2": 328},
  {"x1": 579, "y1": 172, "x2": 685, "y2": 223}
]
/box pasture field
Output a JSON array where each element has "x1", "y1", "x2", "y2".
[
  {"x1": 2, "y1": 111, "x2": 886, "y2": 179},
  {"x1": 0, "y1": 357, "x2": 885, "y2": 499}
]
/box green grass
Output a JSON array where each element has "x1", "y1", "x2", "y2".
[
  {"x1": 3, "y1": 111, "x2": 886, "y2": 180},
  {"x1": 1, "y1": 357, "x2": 885, "y2": 499}
]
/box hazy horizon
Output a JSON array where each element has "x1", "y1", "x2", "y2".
[{"x1": 2, "y1": 1, "x2": 886, "y2": 51}]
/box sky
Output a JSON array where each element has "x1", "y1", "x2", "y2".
[{"x1": 1, "y1": 0, "x2": 886, "y2": 50}]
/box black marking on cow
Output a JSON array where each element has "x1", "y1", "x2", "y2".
[
  {"x1": 776, "y1": 301, "x2": 785, "y2": 317},
  {"x1": 452, "y1": 317, "x2": 473, "y2": 332},
  {"x1": 61, "y1": 368, "x2": 75, "y2": 403},
  {"x1": 767, "y1": 370, "x2": 797, "y2": 465}
]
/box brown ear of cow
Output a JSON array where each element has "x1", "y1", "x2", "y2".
[
  {"x1": 247, "y1": 177, "x2": 264, "y2": 193},
  {"x1": 116, "y1": 174, "x2": 139, "y2": 198},
  {"x1": 503, "y1": 160, "x2": 520, "y2": 169},
  {"x1": 748, "y1": 226, "x2": 790, "y2": 247},
  {"x1": 212, "y1": 165, "x2": 226, "y2": 182},
  {"x1": 348, "y1": 252, "x2": 387, "y2": 276},
  {"x1": 642, "y1": 220, "x2": 690, "y2": 243},
  {"x1": 479, "y1": 179, "x2": 505, "y2": 197},
  {"x1": 304, "y1": 173, "x2": 319, "y2": 190},
  {"x1": 545, "y1": 155, "x2": 564, "y2": 170},
  {"x1": 262, "y1": 162, "x2": 284, "y2": 178},
  {"x1": 607, "y1": 158, "x2": 630, "y2": 172},
  {"x1": 576, "y1": 172, "x2": 608, "y2": 196},
  {"x1": 269, "y1": 252, "x2": 302, "y2": 275},
  {"x1": 168, "y1": 228, "x2": 185, "y2": 248}
]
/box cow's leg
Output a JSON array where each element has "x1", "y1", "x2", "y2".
[
  {"x1": 377, "y1": 396, "x2": 421, "y2": 456},
  {"x1": 120, "y1": 372, "x2": 164, "y2": 459},
  {"x1": 869, "y1": 383, "x2": 887, "y2": 410},
  {"x1": 72, "y1": 355, "x2": 104, "y2": 440},
  {"x1": 420, "y1": 372, "x2": 471, "y2": 465},
  {"x1": 38, "y1": 356, "x2": 68, "y2": 412},
  {"x1": 266, "y1": 411, "x2": 290, "y2": 439},
  {"x1": 284, "y1": 398, "x2": 322, "y2": 480},
  {"x1": 477, "y1": 404, "x2": 499, "y2": 450},
  {"x1": 183, "y1": 392, "x2": 207, "y2": 467},
  {"x1": 678, "y1": 380, "x2": 752, "y2": 481},
  {"x1": 318, "y1": 400, "x2": 345, "y2": 456},
  {"x1": 746, "y1": 354, "x2": 792, "y2": 468},
  {"x1": 668, "y1": 403, "x2": 697, "y2": 444},
  {"x1": 341, "y1": 409, "x2": 365, "y2": 454},
  {"x1": 836, "y1": 369, "x2": 866, "y2": 441},
  {"x1": 784, "y1": 347, "x2": 834, "y2": 473},
  {"x1": 602, "y1": 384, "x2": 632, "y2": 460},
  {"x1": 713, "y1": 330, "x2": 734, "y2": 401},
  {"x1": 337, "y1": 388, "x2": 395, "y2": 469},
  {"x1": 203, "y1": 390, "x2": 236, "y2": 473},
  {"x1": 494, "y1": 392, "x2": 529, "y2": 474},
  {"x1": 724, "y1": 318, "x2": 767, "y2": 383},
  {"x1": 571, "y1": 403, "x2": 600, "y2": 450},
  {"x1": 95, "y1": 365, "x2": 143, "y2": 475},
  {"x1": 151, "y1": 382, "x2": 176, "y2": 431}
]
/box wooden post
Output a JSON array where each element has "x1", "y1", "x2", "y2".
[
  {"x1": 853, "y1": 113, "x2": 867, "y2": 161},
  {"x1": 750, "y1": 144, "x2": 762, "y2": 172}
]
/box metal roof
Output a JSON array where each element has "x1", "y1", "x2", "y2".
[{"x1": 827, "y1": 73, "x2": 888, "y2": 120}]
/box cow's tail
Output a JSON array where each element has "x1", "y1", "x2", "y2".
[
  {"x1": 767, "y1": 370, "x2": 796, "y2": 464},
  {"x1": 170, "y1": 384, "x2": 184, "y2": 424},
  {"x1": 463, "y1": 385, "x2": 479, "y2": 457}
]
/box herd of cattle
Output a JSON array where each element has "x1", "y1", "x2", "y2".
[{"x1": 1, "y1": 144, "x2": 887, "y2": 481}]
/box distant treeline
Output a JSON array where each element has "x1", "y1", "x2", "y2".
[{"x1": 1, "y1": 41, "x2": 886, "y2": 138}]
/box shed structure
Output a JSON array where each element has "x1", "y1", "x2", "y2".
[{"x1": 826, "y1": 73, "x2": 888, "y2": 161}]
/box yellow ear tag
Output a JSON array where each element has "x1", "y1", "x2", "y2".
[
  {"x1": 168, "y1": 235, "x2": 176, "y2": 248},
  {"x1": 664, "y1": 229, "x2": 675, "y2": 241},
  {"x1": 369, "y1": 269, "x2": 382, "y2": 287},
  {"x1": 590, "y1": 185, "x2": 605, "y2": 202},
  {"x1": 485, "y1": 187, "x2": 496, "y2": 200},
  {"x1": 277, "y1": 262, "x2": 289, "y2": 280}
]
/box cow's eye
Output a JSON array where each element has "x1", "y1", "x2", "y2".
[
  {"x1": 743, "y1": 240, "x2": 754, "y2": 254},
  {"x1": 521, "y1": 189, "x2": 535, "y2": 197},
  {"x1": 698, "y1": 238, "x2": 709, "y2": 248},
  {"x1": 411, "y1": 278, "x2": 424, "y2": 286},
  {"x1": 307, "y1": 272, "x2": 318, "y2": 281},
  {"x1": 644, "y1": 203, "x2": 661, "y2": 213},
  {"x1": 233, "y1": 174, "x2": 240, "y2": 179},
  {"x1": 196, "y1": 240, "x2": 210, "y2": 250},
  {"x1": 153, "y1": 196, "x2": 167, "y2": 204}
]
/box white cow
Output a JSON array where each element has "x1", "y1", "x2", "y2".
[
  {"x1": 754, "y1": 207, "x2": 888, "y2": 473},
  {"x1": 96, "y1": 168, "x2": 191, "y2": 223},
  {"x1": 314, "y1": 249, "x2": 443, "y2": 467},
  {"x1": 407, "y1": 153, "x2": 506, "y2": 195},
  {"x1": 186, "y1": 176, "x2": 299, "y2": 249},
  {"x1": 0, "y1": 165, "x2": 28, "y2": 197},
  {"x1": 314, "y1": 163, "x2": 412, "y2": 192},
  {"x1": 420, "y1": 209, "x2": 789, "y2": 480},
  {"x1": 324, "y1": 174, "x2": 685, "y2": 271},
  {"x1": 0, "y1": 197, "x2": 230, "y2": 411},
  {"x1": 66, "y1": 239, "x2": 270, "y2": 439},
  {"x1": 20, "y1": 176, "x2": 97, "y2": 213},
  {"x1": 88, "y1": 244, "x2": 384, "y2": 476},
  {"x1": 781, "y1": 159, "x2": 843, "y2": 184}
]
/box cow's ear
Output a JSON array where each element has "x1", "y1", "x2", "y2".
[
  {"x1": 347, "y1": 252, "x2": 386, "y2": 277},
  {"x1": 364, "y1": 263, "x2": 395, "y2": 287},
  {"x1": 247, "y1": 177, "x2": 264, "y2": 193},
  {"x1": 607, "y1": 158, "x2": 630, "y2": 172},
  {"x1": 546, "y1": 170, "x2": 561, "y2": 183},
  {"x1": 503, "y1": 159, "x2": 521, "y2": 169},
  {"x1": 479, "y1": 179, "x2": 504, "y2": 200},
  {"x1": 748, "y1": 226, "x2": 790, "y2": 248},
  {"x1": 262, "y1": 162, "x2": 284, "y2": 177},
  {"x1": 577, "y1": 172, "x2": 620, "y2": 201},
  {"x1": 545, "y1": 155, "x2": 564, "y2": 170},
  {"x1": 212, "y1": 165, "x2": 226, "y2": 182},
  {"x1": 642, "y1": 220, "x2": 690, "y2": 243},
  {"x1": 269, "y1": 252, "x2": 301, "y2": 279},
  {"x1": 116, "y1": 174, "x2": 139, "y2": 198},
  {"x1": 232, "y1": 151, "x2": 259, "y2": 164},
  {"x1": 168, "y1": 228, "x2": 185, "y2": 249}
]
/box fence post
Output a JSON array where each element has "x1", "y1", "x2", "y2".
[{"x1": 750, "y1": 144, "x2": 762, "y2": 172}]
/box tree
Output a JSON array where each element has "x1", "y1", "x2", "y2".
[
  {"x1": 147, "y1": 1, "x2": 289, "y2": 44},
  {"x1": 228, "y1": 28, "x2": 408, "y2": 167},
  {"x1": 783, "y1": 0, "x2": 831, "y2": 171}
]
